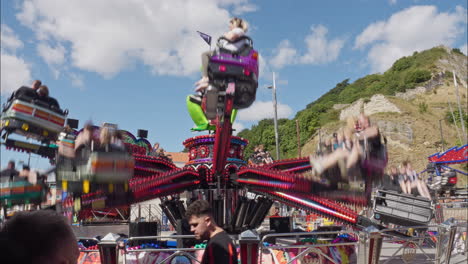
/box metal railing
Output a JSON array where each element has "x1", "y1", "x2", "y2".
[
  {"x1": 124, "y1": 235, "x2": 204, "y2": 264},
  {"x1": 259, "y1": 231, "x2": 360, "y2": 264},
  {"x1": 377, "y1": 224, "x2": 467, "y2": 264}
]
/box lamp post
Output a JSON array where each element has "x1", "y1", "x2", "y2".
[{"x1": 267, "y1": 72, "x2": 280, "y2": 160}]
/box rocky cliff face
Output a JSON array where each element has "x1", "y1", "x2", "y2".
[{"x1": 339, "y1": 94, "x2": 401, "y2": 121}]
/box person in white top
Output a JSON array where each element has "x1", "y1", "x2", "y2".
[{"x1": 195, "y1": 17, "x2": 249, "y2": 92}]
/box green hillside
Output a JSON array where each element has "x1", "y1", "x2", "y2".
[{"x1": 238, "y1": 46, "x2": 466, "y2": 159}]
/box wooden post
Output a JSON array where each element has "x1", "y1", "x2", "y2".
[{"x1": 296, "y1": 119, "x2": 301, "y2": 158}]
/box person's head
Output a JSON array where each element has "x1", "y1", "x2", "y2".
[
  {"x1": 336, "y1": 130, "x2": 344, "y2": 143},
  {"x1": 153, "y1": 142, "x2": 160, "y2": 150},
  {"x1": 186, "y1": 200, "x2": 218, "y2": 240},
  {"x1": 274, "y1": 207, "x2": 280, "y2": 214},
  {"x1": 343, "y1": 127, "x2": 354, "y2": 142},
  {"x1": 346, "y1": 116, "x2": 357, "y2": 131},
  {"x1": 390, "y1": 167, "x2": 398, "y2": 175},
  {"x1": 80, "y1": 123, "x2": 93, "y2": 140},
  {"x1": 229, "y1": 17, "x2": 248, "y2": 32},
  {"x1": 7, "y1": 160, "x2": 15, "y2": 169},
  {"x1": 31, "y1": 80, "x2": 42, "y2": 90},
  {"x1": 22, "y1": 165, "x2": 30, "y2": 171},
  {"x1": 358, "y1": 113, "x2": 370, "y2": 129},
  {"x1": 0, "y1": 210, "x2": 79, "y2": 264},
  {"x1": 399, "y1": 165, "x2": 406, "y2": 175},
  {"x1": 99, "y1": 127, "x2": 111, "y2": 146},
  {"x1": 37, "y1": 85, "x2": 49, "y2": 97}
]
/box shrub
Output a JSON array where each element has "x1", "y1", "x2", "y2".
[
  {"x1": 452, "y1": 48, "x2": 464, "y2": 55},
  {"x1": 418, "y1": 102, "x2": 428, "y2": 113},
  {"x1": 392, "y1": 56, "x2": 413, "y2": 72},
  {"x1": 405, "y1": 69, "x2": 431, "y2": 84}
]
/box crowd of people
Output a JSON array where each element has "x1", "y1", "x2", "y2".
[
  {"x1": 383, "y1": 161, "x2": 432, "y2": 199},
  {"x1": 309, "y1": 113, "x2": 386, "y2": 180}
]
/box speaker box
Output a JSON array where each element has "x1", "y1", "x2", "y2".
[
  {"x1": 270, "y1": 217, "x2": 292, "y2": 233},
  {"x1": 129, "y1": 221, "x2": 160, "y2": 246},
  {"x1": 129, "y1": 221, "x2": 159, "y2": 237},
  {"x1": 66, "y1": 118, "x2": 79, "y2": 129},
  {"x1": 137, "y1": 129, "x2": 148, "y2": 138}
]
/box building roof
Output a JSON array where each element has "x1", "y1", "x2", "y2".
[{"x1": 166, "y1": 152, "x2": 189, "y2": 163}]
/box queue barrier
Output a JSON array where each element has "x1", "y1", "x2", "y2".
[
  {"x1": 259, "y1": 231, "x2": 360, "y2": 264},
  {"x1": 124, "y1": 235, "x2": 204, "y2": 264},
  {"x1": 76, "y1": 222, "x2": 466, "y2": 264}
]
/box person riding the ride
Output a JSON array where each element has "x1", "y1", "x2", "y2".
[{"x1": 187, "y1": 17, "x2": 251, "y2": 131}]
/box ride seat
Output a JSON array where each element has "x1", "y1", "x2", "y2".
[{"x1": 217, "y1": 36, "x2": 253, "y2": 57}]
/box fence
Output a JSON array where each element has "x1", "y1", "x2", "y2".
[{"x1": 124, "y1": 235, "x2": 204, "y2": 264}]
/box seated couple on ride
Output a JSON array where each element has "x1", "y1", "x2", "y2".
[
  {"x1": 188, "y1": 17, "x2": 249, "y2": 131},
  {"x1": 309, "y1": 113, "x2": 385, "y2": 180},
  {"x1": 8, "y1": 80, "x2": 60, "y2": 110}
]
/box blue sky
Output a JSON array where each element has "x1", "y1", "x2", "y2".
[{"x1": 1, "y1": 0, "x2": 467, "y2": 170}]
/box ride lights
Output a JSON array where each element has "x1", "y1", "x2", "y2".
[
  {"x1": 243, "y1": 68, "x2": 251, "y2": 76},
  {"x1": 252, "y1": 52, "x2": 258, "y2": 60},
  {"x1": 239, "y1": 230, "x2": 260, "y2": 264},
  {"x1": 43, "y1": 130, "x2": 49, "y2": 136},
  {"x1": 22, "y1": 123, "x2": 29, "y2": 131},
  {"x1": 219, "y1": 65, "x2": 227, "y2": 72},
  {"x1": 449, "y1": 177, "x2": 457, "y2": 184},
  {"x1": 5, "y1": 120, "x2": 10, "y2": 126}
]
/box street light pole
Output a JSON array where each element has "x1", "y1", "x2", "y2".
[{"x1": 272, "y1": 72, "x2": 280, "y2": 159}]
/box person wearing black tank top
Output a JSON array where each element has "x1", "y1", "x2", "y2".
[{"x1": 186, "y1": 200, "x2": 237, "y2": 264}]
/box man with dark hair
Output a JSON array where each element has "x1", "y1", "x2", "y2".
[
  {"x1": 0, "y1": 210, "x2": 79, "y2": 264},
  {"x1": 186, "y1": 200, "x2": 237, "y2": 264}
]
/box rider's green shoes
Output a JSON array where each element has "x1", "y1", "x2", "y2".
[{"x1": 191, "y1": 123, "x2": 216, "y2": 131}]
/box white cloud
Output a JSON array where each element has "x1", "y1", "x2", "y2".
[
  {"x1": 37, "y1": 42, "x2": 66, "y2": 65},
  {"x1": 460, "y1": 43, "x2": 467, "y2": 55},
  {"x1": 354, "y1": 5, "x2": 467, "y2": 73},
  {"x1": 233, "y1": 3, "x2": 258, "y2": 15},
  {"x1": 0, "y1": 24, "x2": 32, "y2": 96},
  {"x1": 16, "y1": 0, "x2": 257, "y2": 78},
  {"x1": 1, "y1": 53, "x2": 32, "y2": 95},
  {"x1": 270, "y1": 40, "x2": 298, "y2": 69},
  {"x1": 299, "y1": 25, "x2": 345, "y2": 64},
  {"x1": 69, "y1": 73, "x2": 84, "y2": 88},
  {"x1": 389, "y1": 0, "x2": 397, "y2": 5},
  {"x1": 232, "y1": 122, "x2": 245, "y2": 135},
  {"x1": 1, "y1": 24, "x2": 24, "y2": 52},
  {"x1": 237, "y1": 100, "x2": 293, "y2": 121},
  {"x1": 269, "y1": 25, "x2": 345, "y2": 69}
]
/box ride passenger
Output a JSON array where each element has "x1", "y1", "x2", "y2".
[
  {"x1": 406, "y1": 162, "x2": 431, "y2": 199},
  {"x1": 309, "y1": 117, "x2": 362, "y2": 178},
  {"x1": 0, "y1": 160, "x2": 19, "y2": 182},
  {"x1": 8, "y1": 80, "x2": 42, "y2": 103},
  {"x1": 74, "y1": 123, "x2": 97, "y2": 164},
  {"x1": 195, "y1": 17, "x2": 249, "y2": 93}
]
